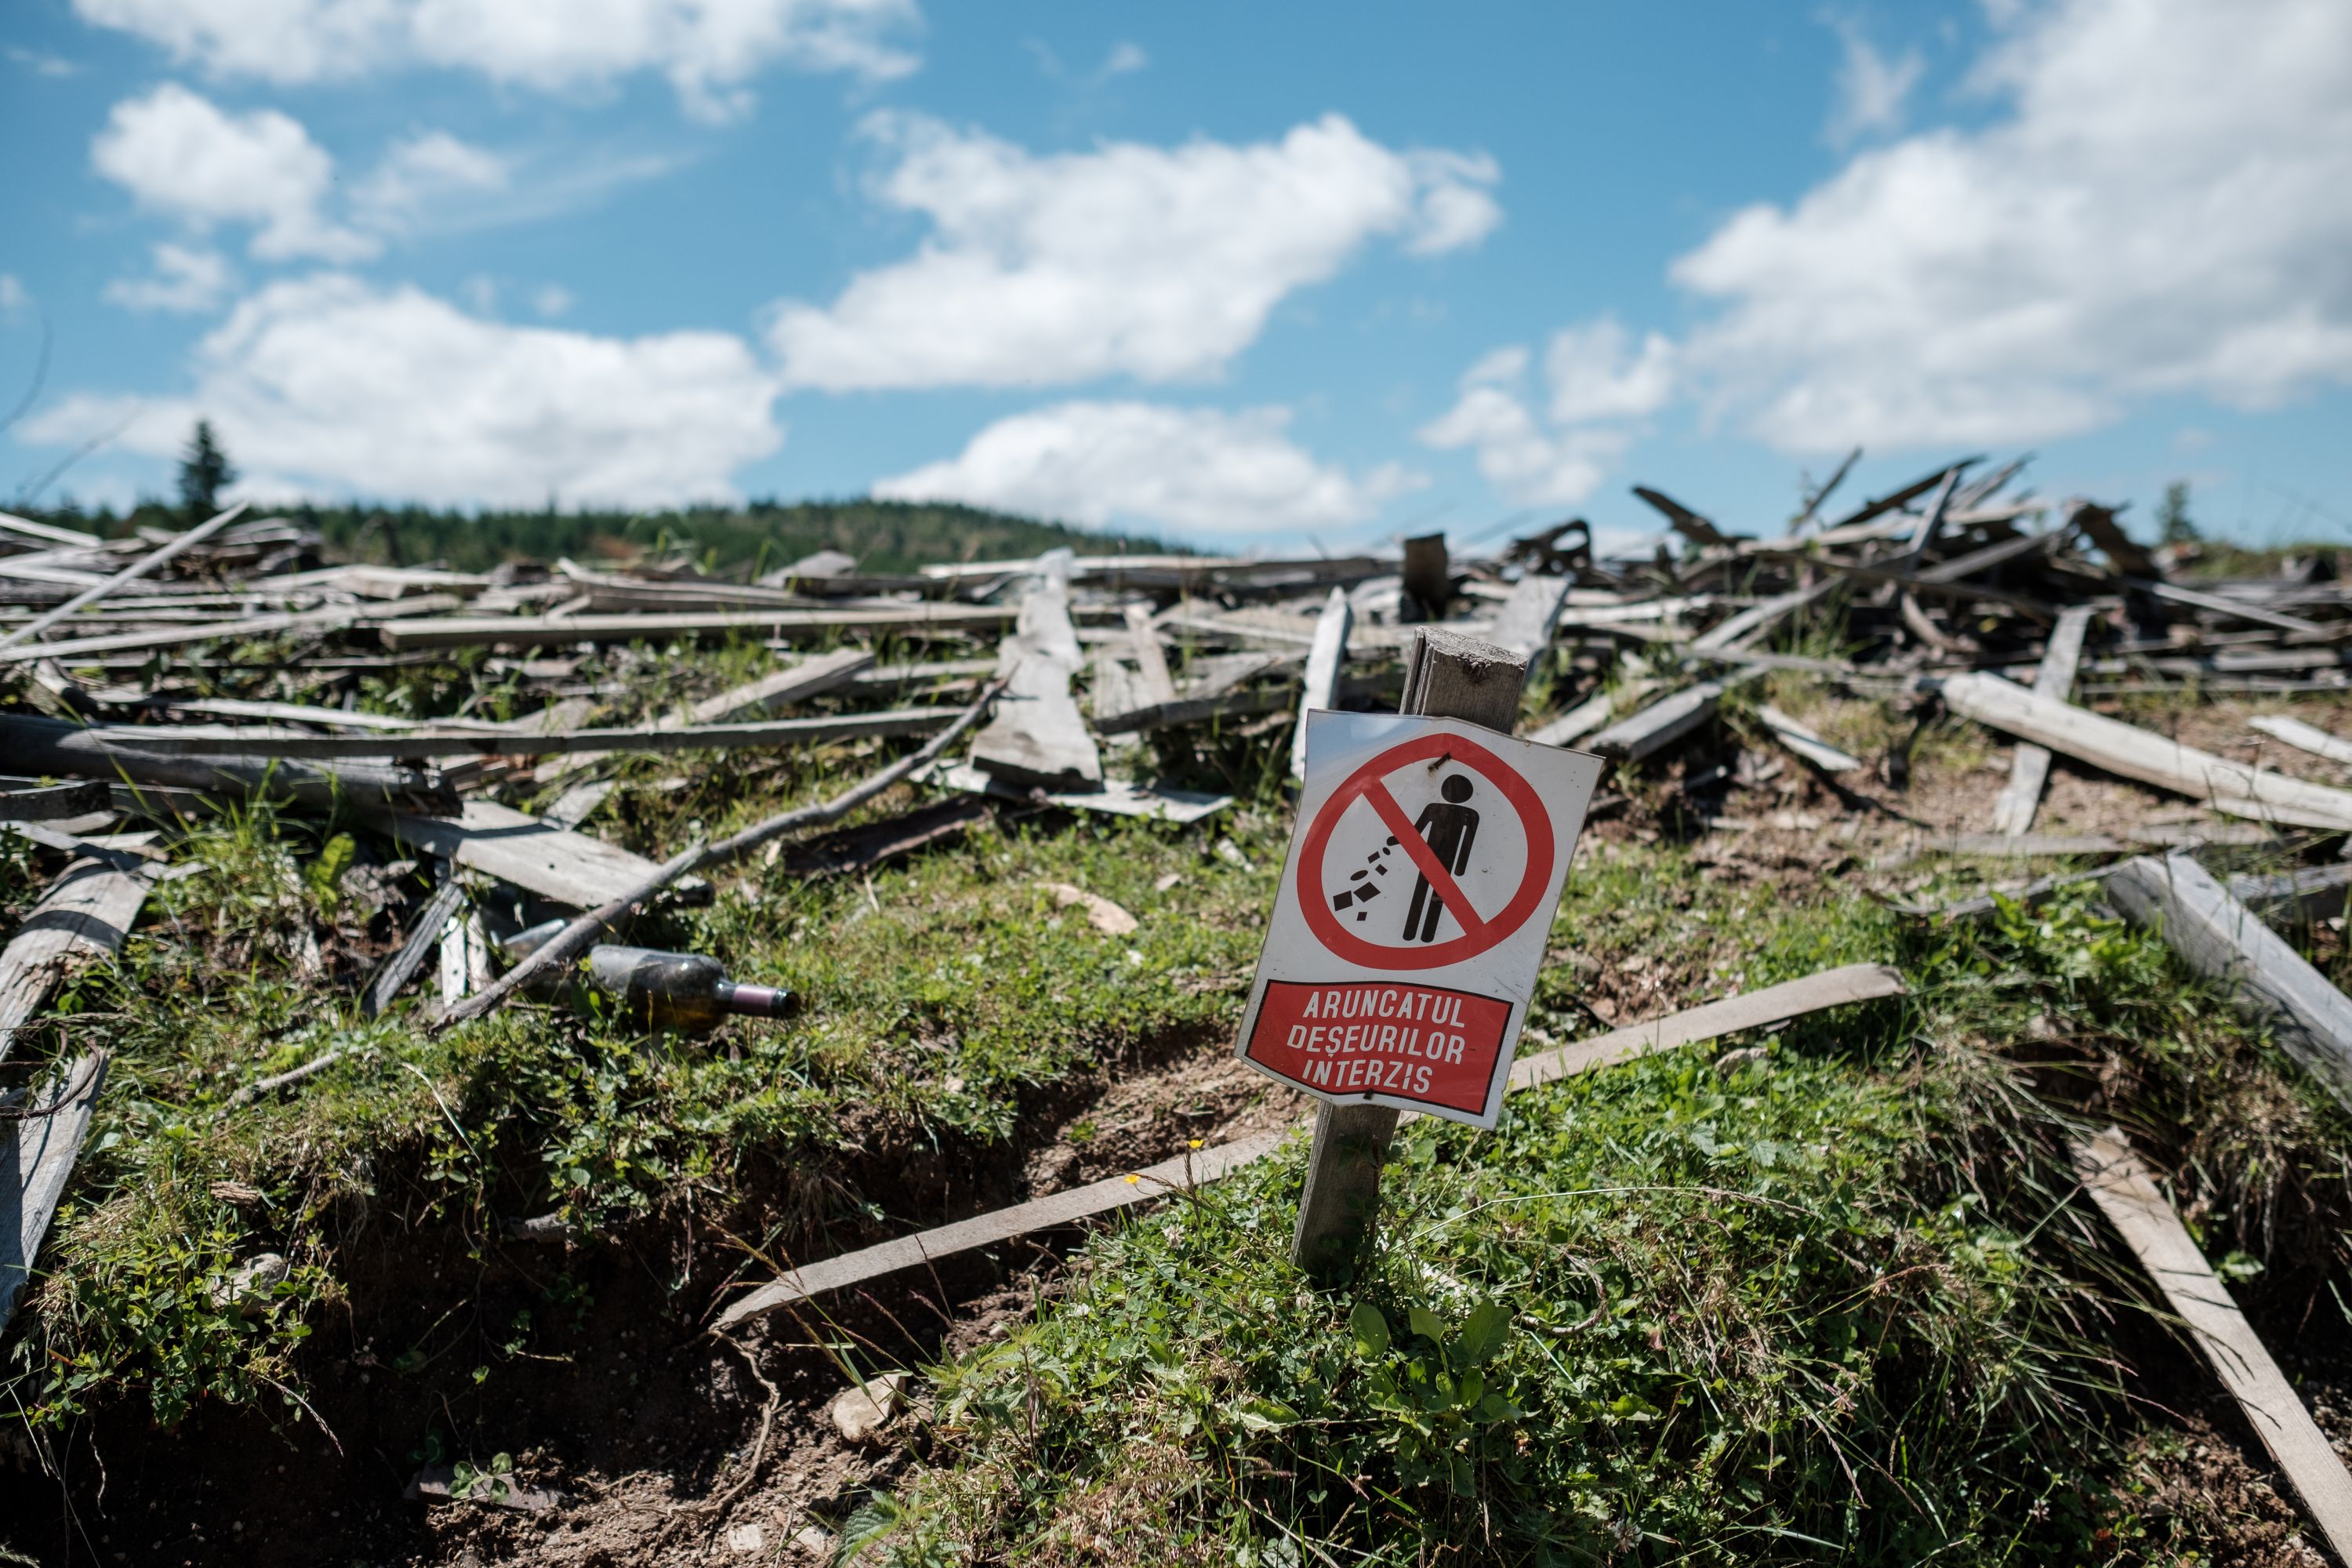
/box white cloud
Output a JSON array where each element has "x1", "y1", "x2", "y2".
[
  {"x1": 1544, "y1": 316, "x2": 1675, "y2": 424},
  {"x1": 0, "y1": 276, "x2": 26, "y2": 313},
  {"x1": 1097, "y1": 41, "x2": 1146, "y2": 79},
  {"x1": 91, "y1": 83, "x2": 376, "y2": 261},
  {"x1": 22, "y1": 274, "x2": 782, "y2": 508},
  {"x1": 768, "y1": 112, "x2": 1502, "y2": 391},
  {"x1": 874, "y1": 401, "x2": 1422, "y2": 535},
  {"x1": 103, "y1": 243, "x2": 234, "y2": 313},
  {"x1": 73, "y1": 0, "x2": 919, "y2": 117},
  {"x1": 1675, "y1": 0, "x2": 2352, "y2": 451},
  {"x1": 533, "y1": 284, "x2": 575, "y2": 318},
  {"x1": 1421, "y1": 318, "x2": 1667, "y2": 508},
  {"x1": 353, "y1": 130, "x2": 507, "y2": 227},
  {"x1": 9, "y1": 45, "x2": 80, "y2": 77},
  {"x1": 1826, "y1": 20, "x2": 1924, "y2": 146}
]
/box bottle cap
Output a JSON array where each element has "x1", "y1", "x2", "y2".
[{"x1": 724, "y1": 983, "x2": 796, "y2": 1019}]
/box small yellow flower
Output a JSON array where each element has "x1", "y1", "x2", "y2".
[
  {"x1": 1123, "y1": 1174, "x2": 1140, "y2": 1185},
  {"x1": 1188, "y1": 1139, "x2": 1203, "y2": 1149}
]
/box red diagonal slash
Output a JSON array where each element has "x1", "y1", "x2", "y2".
[{"x1": 1360, "y1": 780, "x2": 1490, "y2": 946}]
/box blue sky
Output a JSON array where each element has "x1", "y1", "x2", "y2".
[{"x1": 4, "y1": 0, "x2": 2349, "y2": 553}]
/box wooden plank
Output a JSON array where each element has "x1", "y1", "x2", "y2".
[
  {"x1": 377, "y1": 603, "x2": 1018, "y2": 651},
  {"x1": 2131, "y1": 578, "x2": 2324, "y2": 636},
  {"x1": 684, "y1": 648, "x2": 874, "y2": 724},
  {"x1": 2107, "y1": 854, "x2": 2352, "y2": 1109},
  {"x1": 1291, "y1": 627, "x2": 1526, "y2": 1281},
  {"x1": 1527, "y1": 688, "x2": 1619, "y2": 748},
  {"x1": 1125, "y1": 603, "x2": 1177, "y2": 707},
  {"x1": 1820, "y1": 460, "x2": 1980, "y2": 533},
  {"x1": 0, "y1": 510, "x2": 104, "y2": 548},
  {"x1": 1509, "y1": 963, "x2": 1906, "y2": 1091},
  {"x1": 0, "y1": 1051, "x2": 111, "y2": 1334},
  {"x1": 1290, "y1": 587, "x2": 1353, "y2": 781},
  {"x1": 1991, "y1": 605, "x2": 2095, "y2": 835},
  {"x1": 710, "y1": 962, "x2": 1904, "y2": 1328},
  {"x1": 926, "y1": 761, "x2": 1232, "y2": 825},
  {"x1": 0, "y1": 858, "x2": 154, "y2": 1062},
  {"x1": 2074, "y1": 503, "x2": 2158, "y2": 578},
  {"x1": 2075, "y1": 1127, "x2": 2352, "y2": 1562},
  {"x1": 783, "y1": 796, "x2": 992, "y2": 877},
  {"x1": 2251, "y1": 715, "x2": 2352, "y2": 768},
  {"x1": 1745, "y1": 548, "x2": 2058, "y2": 620},
  {"x1": 1755, "y1": 704, "x2": 1861, "y2": 772},
  {"x1": 1692, "y1": 578, "x2": 1841, "y2": 652},
  {"x1": 1941, "y1": 672, "x2": 2352, "y2": 831},
  {"x1": 361, "y1": 800, "x2": 695, "y2": 910},
  {"x1": 1487, "y1": 574, "x2": 1573, "y2": 661},
  {"x1": 0, "y1": 503, "x2": 246, "y2": 651},
  {"x1": 969, "y1": 557, "x2": 1102, "y2": 790},
  {"x1": 363, "y1": 877, "x2": 466, "y2": 1019},
  {"x1": 78, "y1": 706, "x2": 956, "y2": 761},
  {"x1": 2228, "y1": 862, "x2": 2352, "y2": 926},
  {"x1": 1632, "y1": 487, "x2": 1733, "y2": 546},
  {"x1": 1587, "y1": 672, "x2": 1760, "y2": 764}
]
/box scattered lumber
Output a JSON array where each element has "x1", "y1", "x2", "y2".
[
  {"x1": 1940, "y1": 673, "x2": 2352, "y2": 831},
  {"x1": 1, "y1": 713, "x2": 456, "y2": 813},
  {"x1": 1290, "y1": 586, "x2": 1352, "y2": 782},
  {"x1": 2107, "y1": 854, "x2": 2352, "y2": 1109},
  {"x1": 2075, "y1": 1128, "x2": 2352, "y2": 1561},
  {"x1": 2250, "y1": 714, "x2": 2352, "y2": 768},
  {"x1": 378, "y1": 603, "x2": 1020, "y2": 651},
  {"x1": 0, "y1": 503, "x2": 247, "y2": 651},
  {"x1": 362, "y1": 800, "x2": 695, "y2": 910},
  {"x1": 1754, "y1": 704, "x2": 1861, "y2": 772},
  {"x1": 969, "y1": 556, "x2": 1103, "y2": 790}
]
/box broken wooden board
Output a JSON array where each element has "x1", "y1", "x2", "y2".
[
  {"x1": 1124, "y1": 602, "x2": 1177, "y2": 706},
  {"x1": 1290, "y1": 587, "x2": 1353, "y2": 782},
  {"x1": 2075, "y1": 1127, "x2": 2352, "y2": 1562},
  {"x1": 1527, "y1": 688, "x2": 1622, "y2": 748},
  {"x1": 1755, "y1": 703, "x2": 1861, "y2": 772},
  {"x1": 1991, "y1": 604, "x2": 2094, "y2": 835},
  {"x1": 926, "y1": 761, "x2": 1231, "y2": 826},
  {"x1": 0, "y1": 1051, "x2": 111, "y2": 1334},
  {"x1": 0, "y1": 858, "x2": 156, "y2": 1062},
  {"x1": 0, "y1": 595, "x2": 465, "y2": 666},
  {"x1": 361, "y1": 800, "x2": 705, "y2": 910},
  {"x1": 101, "y1": 706, "x2": 957, "y2": 761},
  {"x1": 1940, "y1": 671, "x2": 2352, "y2": 832},
  {"x1": 710, "y1": 961, "x2": 1905, "y2": 1328},
  {"x1": 2107, "y1": 854, "x2": 2352, "y2": 1109},
  {"x1": 2251, "y1": 714, "x2": 2352, "y2": 768},
  {"x1": 377, "y1": 603, "x2": 1022, "y2": 651},
  {"x1": 969, "y1": 557, "x2": 1103, "y2": 791},
  {"x1": 1487, "y1": 574, "x2": 1573, "y2": 661},
  {"x1": 1587, "y1": 672, "x2": 1761, "y2": 763}
]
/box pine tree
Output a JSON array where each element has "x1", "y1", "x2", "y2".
[
  {"x1": 177, "y1": 419, "x2": 237, "y2": 517},
  {"x1": 2156, "y1": 480, "x2": 2199, "y2": 545}
]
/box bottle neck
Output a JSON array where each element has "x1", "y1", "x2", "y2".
[{"x1": 716, "y1": 980, "x2": 793, "y2": 1018}]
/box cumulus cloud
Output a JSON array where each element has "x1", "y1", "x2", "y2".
[
  {"x1": 72, "y1": 0, "x2": 918, "y2": 117},
  {"x1": 352, "y1": 130, "x2": 508, "y2": 227},
  {"x1": 92, "y1": 83, "x2": 376, "y2": 261},
  {"x1": 768, "y1": 112, "x2": 1502, "y2": 391},
  {"x1": 103, "y1": 243, "x2": 234, "y2": 313},
  {"x1": 874, "y1": 401, "x2": 1423, "y2": 535},
  {"x1": 0, "y1": 276, "x2": 27, "y2": 313},
  {"x1": 1675, "y1": 0, "x2": 2352, "y2": 451},
  {"x1": 22, "y1": 274, "x2": 782, "y2": 507},
  {"x1": 1825, "y1": 20, "x2": 1923, "y2": 146},
  {"x1": 1420, "y1": 318, "x2": 1668, "y2": 508}
]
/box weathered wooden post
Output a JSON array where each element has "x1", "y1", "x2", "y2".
[{"x1": 1233, "y1": 607, "x2": 1602, "y2": 1276}]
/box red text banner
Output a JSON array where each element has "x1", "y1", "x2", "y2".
[{"x1": 1243, "y1": 980, "x2": 1512, "y2": 1118}]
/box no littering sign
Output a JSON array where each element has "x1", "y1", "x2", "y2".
[{"x1": 1236, "y1": 710, "x2": 1604, "y2": 1128}]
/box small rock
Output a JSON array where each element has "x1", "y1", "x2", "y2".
[
  {"x1": 828, "y1": 1372, "x2": 910, "y2": 1444},
  {"x1": 1214, "y1": 839, "x2": 1251, "y2": 871},
  {"x1": 1036, "y1": 881, "x2": 1138, "y2": 937},
  {"x1": 791, "y1": 1523, "x2": 837, "y2": 1556},
  {"x1": 725, "y1": 1522, "x2": 765, "y2": 1553},
  {"x1": 503, "y1": 1213, "x2": 577, "y2": 1245},
  {"x1": 209, "y1": 1181, "x2": 266, "y2": 1207},
  {"x1": 1712, "y1": 1046, "x2": 1769, "y2": 1077},
  {"x1": 1152, "y1": 872, "x2": 1185, "y2": 893},
  {"x1": 209, "y1": 1253, "x2": 288, "y2": 1316}
]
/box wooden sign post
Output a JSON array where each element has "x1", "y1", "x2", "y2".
[{"x1": 1236, "y1": 626, "x2": 1603, "y2": 1279}]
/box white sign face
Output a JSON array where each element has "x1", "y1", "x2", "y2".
[{"x1": 1233, "y1": 710, "x2": 1603, "y2": 1128}]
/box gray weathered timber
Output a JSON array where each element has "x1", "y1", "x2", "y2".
[
  {"x1": 58, "y1": 706, "x2": 955, "y2": 761},
  {"x1": 1587, "y1": 672, "x2": 1761, "y2": 763},
  {"x1": 1125, "y1": 602, "x2": 1178, "y2": 707},
  {"x1": 2129, "y1": 577, "x2": 2323, "y2": 636},
  {"x1": 363, "y1": 877, "x2": 469, "y2": 1019},
  {"x1": 2076, "y1": 1128, "x2": 2352, "y2": 1561},
  {"x1": 0, "y1": 713, "x2": 455, "y2": 813},
  {"x1": 712, "y1": 963, "x2": 1903, "y2": 1327},
  {"x1": 970, "y1": 556, "x2": 1103, "y2": 790},
  {"x1": 362, "y1": 800, "x2": 692, "y2": 911},
  {"x1": 1526, "y1": 688, "x2": 1620, "y2": 747},
  {"x1": 0, "y1": 1051, "x2": 111, "y2": 1334},
  {"x1": 2227, "y1": 862, "x2": 2352, "y2": 926},
  {"x1": 1291, "y1": 627, "x2": 1526, "y2": 1282},
  {"x1": 1289, "y1": 587, "x2": 1353, "y2": 782},
  {"x1": 377, "y1": 602, "x2": 1020, "y2": 651},
  {"x1": 1632, "y1": 487, "x2": 1732, "y2": 546},
  {"x1": 1755, "y1": 703, "x2": 1861, "y2": 772},
  {"x1": 1940, "y1": 672, "x2": 2352, "y2": 831},
  {"x1": 0, "y1": 503, "x2": 247, "y2": 651},
  {"x1": 1487, "y1": 574, "x2": 1573, "y2": 662},
  {"x1": 1990, "y1": 605, "x2": 2094, "y2": 835},
  {"x1": 0, "y1": 857, "x2": 154, "y2": 1062},
  {"x1": 2250, "y1": 714, "x2": 2352, "y2": 768},
  {"x1": 2107, "y1": 854, "x2": 2352, "y2": 1109}
]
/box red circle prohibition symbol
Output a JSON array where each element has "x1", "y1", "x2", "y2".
[{"x1": 1298, "y1": 731, "x2": 1555, "y2": 970}]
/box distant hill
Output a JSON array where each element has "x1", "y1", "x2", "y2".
[{"x1": 24, "y1": 497, "x2": 1176, "y2": 576}]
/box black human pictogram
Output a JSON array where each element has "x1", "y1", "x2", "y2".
[{"x1": 1400, "y1": 774, "x2": 1479, "y2": 942}]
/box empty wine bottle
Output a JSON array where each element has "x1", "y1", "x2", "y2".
[{"x1": 524, "y1": 944, "x2": 795, "y2": 1036}]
